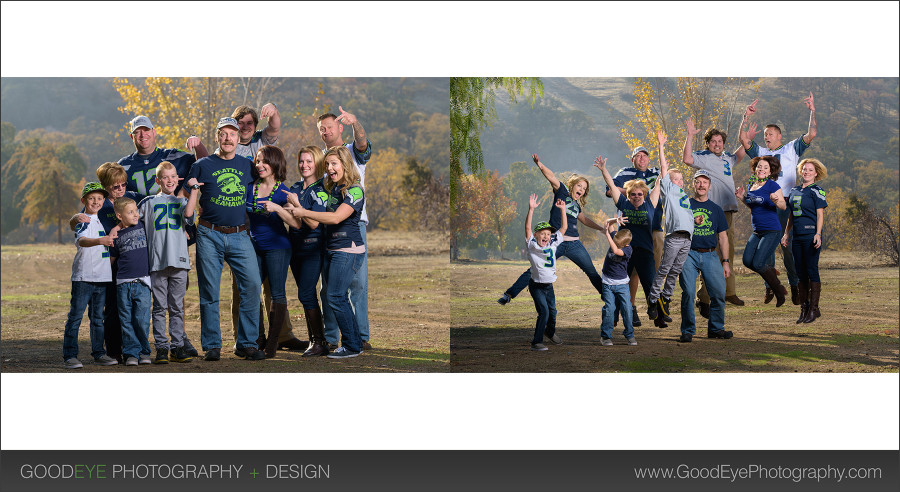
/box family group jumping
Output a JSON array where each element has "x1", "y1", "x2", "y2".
[
  {"x1": 499, "y1": 94, "x2": 828, "y2": 349},
  {"x1": 63, "y1": 102, "x2": 374, "y2": 369}
]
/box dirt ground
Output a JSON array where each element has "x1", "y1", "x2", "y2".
[
  {"x1": 1, "y1": 231, "x2": 449, "y2": 373},
  {"x1": 451, "y1": 251, "x2": 899, "y2": 372}
]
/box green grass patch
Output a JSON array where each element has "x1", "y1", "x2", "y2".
[
  {"x1": 621, "y1": 357, "x2": 697, "y2": 372},
  {"x1": 745, "y1": 350, "x2": 822, "y2": 363},
  {"x1": 2, "y1": 293, "x2": 69, "y2": 303}
]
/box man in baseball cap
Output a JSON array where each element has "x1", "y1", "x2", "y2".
[{"x1": 119, "y1": 116, "x2": 209, "y2": 198}]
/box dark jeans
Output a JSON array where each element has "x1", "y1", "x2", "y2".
[
  {"x1": 792, "y1": 234, "x2": 822, "y2": 283},
  {"x1": 505, "y1": 240, "x2": 602, "y2": 298},
  {"x1": 62, "y1": 281, "x2": 107, "y2": 361},
  {"x1": 743, "y1": 230, "x2": 781, "y2": 274},
  {"x1": 290, "y1": 236, "x2": 324, "y2": 310},
  {"x1": 256, "y1": 247, "x2": 291, "y2": 304},
  {"x1": 766, "y1": 206, "x2": 799, "y2": 287},
  {"x1": 104, "y1": 264, "x2": 121, "y2": 359},
  {"x1": 528, "y1": 280, "x2": 556, "y2": 345},
  {"x1": 627, "y1": 246, "x2": 656, "y2": 299}
]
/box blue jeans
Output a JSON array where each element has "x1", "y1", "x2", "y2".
[
  {"x1": 103, "y1": 268, "x2": 122, "y2": 359},
  {"x1": 290, "y1": 237, "x2": 324, "y2": 310},
  {"x1": 256, "y1": 247, "x2": 291, "y2": 304},
  {"x1": 792, "y1": 234, "x2": 821, "y2": 283},
  {"x1": 195, "y1": 224, "x2": 261, "y2": 350},
  {"x1": 62, "y1": 281, "x2": 107, "y2": 361},
  {"x1": 680, "y1": 250, "x2": 726, "y2": 335},
  {"x1": 765, "y1": 207, "x2": 798, "y2": 287},
  {"x1": 324, "y1": 250, "x2": 365, "y2": 353},
  {"x1": 323, "y1": 223, "x2": 369, "y2": 344},
  {"x1": 601, "y1": 282, "x2": 633, "y2": 340},
  {"x1": 505, "y1": 240, "x2": 603, "y2": 298},
  {"x1": 117, "y1": 281, "x2": 152, "y2": 359},
  {"x1": 743, "y1": 230, "x2": 781, "y2": 274},
  {"x1": 528, "y1": 280, "x2": 556, "y2": 345}
]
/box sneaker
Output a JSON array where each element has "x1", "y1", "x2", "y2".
[
  {"x1": 138, "y1": 354, "x2": 152, "y2": 365},
  {"x1": 170, "y1": 346, "x2": 193, "y2": 363},
  {"x1": 678, "y1": 333, "x2": 693, "y2": 343},
  {"x1": 362, "y1": 340, "x2": 373, "y2": 351},
  {"x1": 497, "y1": 293, "x2": 511, "y2": 305},
  {"x1": 696, "y1": 301, "x2": 710, "y2": 319},
  {"x1": 658, "y1": 297, "x2": 670, "y2": 317},
  {"x1": 631, "y1": 305, "x2": 642, "y2": 327},
  {"x1": 153, "y1": 348, "x2": 169, "y2": 364},
  {"x1": 204, "y1": 348, "x2": 221, "y2": 361},
  {"x1": 326, "y1": 346, "x2": 361, "y2": 359},
  {"x1": 234, "y1": 345, "x2": 266, "y2": 360},
  {"x1": 183, "y1": 338, "x2": 199, "y2": 357},
  {"x1": 530, "y1": 343, "x2": 548, "y2": 351},
  {"x1": 125, "y1": 357, "x2": 139, "y2": 366},
  {"x1": 626, "y1": 337, "x2": 638, "y2": 346},
  {"x1": 545, "y1": 333, "x2": 562, "y2": 345},
  {"x1": 654, "y1": 317, "x2": 668, "y2": 328},
  {"x1": 600, "y1": 339, "x2": 613, "y2": 346},
  {"x1": 94, "y1": 354, "x2": 118, "y2": 366},
  {"x1": 707, "y1": 330, "x2": 734, "y2": 339},
  {"x1": 327, "y1": 342, "x2": 339, "y2": 351},
  {"x1": 647, "y1": 298, "x2": 658, "y2": 320},
  {"x1": 64, "y1": 358, "x2": 83, "y2": 369}
]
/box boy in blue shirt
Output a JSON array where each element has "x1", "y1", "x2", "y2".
[{"x1": 600, "y1": 216, "x2": 634, "y2": 345}]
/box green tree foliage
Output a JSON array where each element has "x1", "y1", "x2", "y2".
[{"x1": 502, "y1": 161, "x2": 551, "y2": 257}]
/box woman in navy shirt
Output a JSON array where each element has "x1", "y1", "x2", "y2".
[
  {"x1": 249, "y1": 145, "x2": 295, "y2": 358},
  {"x1": 289, "y1": 146, "x2": 366, "y2": 359},
  {"x1": 736, "y1": 155, "x2": 788, "y2": 306},
  {"x1": 781, "y1": 158, "x2": 828, "y2": 323}
]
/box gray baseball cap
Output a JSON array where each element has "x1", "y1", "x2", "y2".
[
  {"x1": 216, "y1": 117, "x2": 240, "y2": 131},
  {"x1": 631, "y1": 146, "x2": 649, "y2": 159},
  {"x1": 129, "y1": 115, "x2": 153, "y2": 133},
  {"x1": 693, "y1": 169, "x2": 712, "y2": 181}
]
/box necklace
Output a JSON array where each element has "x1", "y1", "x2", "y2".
[
  {"x1": 253, "y1": 180, "x2": 281, "y2": 203},
  {"x1": 747, "y1": 174, "x2": 769, "y2": 186}
]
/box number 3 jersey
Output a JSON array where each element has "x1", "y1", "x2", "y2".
[
  {"x1": 138, "y1": 194, "x2": 196, "y2": 272},
  {"x1": 526, "y1": 232, "x2": 563, "y2": 283}
]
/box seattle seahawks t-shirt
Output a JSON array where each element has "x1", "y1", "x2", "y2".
[{"x1": 187, "y1": 154, "x2": 253, "y2": 227}]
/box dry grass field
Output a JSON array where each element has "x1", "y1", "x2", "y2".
[
  {"x1": 451, "y1": 251, "x2": 899, "y2": 372},
  {"x1": 1, "y1": 231, "x2": 449, "y2": 373}
]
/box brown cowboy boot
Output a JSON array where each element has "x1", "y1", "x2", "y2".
[
  {"x1": 264, "y1": 302, "x2": 287, "y2": 358},
  {"x1": 795, "y1": 280, "x2": 809, "y2": 324},
  {"x1": 760, "y1": 268, "x2": 786, "y2": 307},
  {"x1": 302, "y1": 307, "x2": 328, "y2": 357},
  {"x1": 803, "y1": 282, "x2": 821, "y2": 323}
]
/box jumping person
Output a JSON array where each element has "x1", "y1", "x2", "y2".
[{"x1": 522, "y1": 194, "x2": 567, "y2": 351}]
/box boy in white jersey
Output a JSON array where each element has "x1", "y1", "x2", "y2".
[
  {"x1": 63, "y1": 183, "x2": 118, "y2": 369},
  {"x1": 524, "y1": 194, "x2": 567, "y2": 351},
  {"x1": 137, "y1": 161, "x2": 200, "y2": 363}
]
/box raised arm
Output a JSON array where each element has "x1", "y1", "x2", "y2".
[
  {"x1": 532, "y1": 154, "x2": 561, "y2": 191},
  {"x1": 525, "y1": 193, "x2": 539, "y2": 240},
  {"x1": 593, "y1": 155, "x2": 620, "y2": 203},
  {"x1": 260, "y1": 103, "x2": 281, "y2": 141},
  {"x1": 556, "y1": 198, "x2": 567, "y2": 236},
  {"x1": 336, "y1": 106, "x2": 367, "y2": 152},
  {"x1": 740, "y1": 99, "x2": 759, "y2": 150},
  {"x1": 648, "y1": 130, "x2": 666, "y2": 208},
  {"x1": 733, "y1": 112, "x2": 750, "y2": 163},
  {"x1": 802, "y1": 92, "x2": 817, "y2": 145},
  {"x1": 682, "y1": 118, "x2": 700, "y2": 166},
  {"x1": 578, "y1": 211, "x2": 607, "y2": 232},
  {"x1": 604, "y1": 217, "x2": 624, "y2": 256},
  {"x1": 185, "y1": 135, "x2": 209, "y2": 159}
]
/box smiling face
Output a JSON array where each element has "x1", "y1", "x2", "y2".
[
  {"x1": 670, "y1": 171, "x2": 684, "y2": 189},
  {"x1": 535, "y1": 228, "x2": 552, "y2": 247},
  {"x1": 298, "y1": 151, "x2": 316, "y2": 180},
  {"x1": 131, "y1": 127, "x2": 156, "y2": 155},
  {"x1": 325, "y1": 154, "x2": 345, "y2": 184},
  {"x1": 216, "y1": 126, "x2": 239, "y2": 157},
  {"x1": 116, "y1": 202, "x2": 140, "y2": 227},
  {"x1": 317, "y1": 116, "x2": 343, "y2": 148},
  {"x1": 237, "y1": 113, "x2": 256, "y2": 144},
  {"x1": 763, "y1": 126, "x2": 783, "y2": 150},
  {"x1": 754, "y1": 160, "x2": 771, "y2": 179},
  {"x1": 631, "y1": 151, "x2": 650, "y2": 171},
  {"x1": 628, "y1": 188, "x2": 645, "y2": 208},
  {"x1": 693, "y1": 176, "x2": 710, "y2": 199},
  {"x1": 156, "y1": 168, "x2": 179, "y2": 195},
  {"x1": 82, "y1": 192, "x2": 106, "y2": 215},
  {"x1": 570, "y1": 179, "x2": 587, "y2": 201},
  {"x1": 801, "y1": 162, "x2": 818, "y2": 184},
  {"x1": 708, "y1": 134, "x2": 725, "y2": 155},
  {"x1": 254, "y1": 150, "x2": 273, "y2": 180}
]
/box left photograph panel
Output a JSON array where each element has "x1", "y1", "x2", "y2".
[{"x1": 0, "y1": 77, "x2": 450, "y2": 373}]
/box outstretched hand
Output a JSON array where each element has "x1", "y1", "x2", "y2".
[
  {"x1": 335, "y1": 106, "x2": 357, "y2": 126},
  {"x1": 745, "y1": 121, "x2": 760, "y2": 142},
  {"x1": 804, "y1": 92, "x2": 815, "y2": 112},
  {"x1": 528, "y1": 193, "x2": 541, "y2": 210},
  {"x1": 260, "y1": 102, "x2": 278, "y2": 119},
  {"x1": 185, "y1": 135, "x2": 201, "y2": 151},
  {"x1": 657, "y1": 128, "x2": 667, "y2": 146},
  {"x1": 685, "y1": 118, "x2": 700, "y2": 136},
  {"x1": 593, "y1": 155, "x2": 607, "y2": 171},
  {"x1": 532, "y1": 154, "x2": 541, "y2": 166},
  {"x1": 745, "y1": 98, "x2": 759, "y2": 118},
  {"x1": 279, "y1": 188, "x2": 300, "y2": 207}
]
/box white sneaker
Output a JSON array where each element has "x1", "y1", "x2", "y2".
[
  {"x1": 531, "y1": 343, "x2": 548, "y2": 351},
  {"x1": 627, "y1": 337, "x2": 638, "y2": 346},
  {"x1": 601, "y1": 339, "x2": 613, "y2": 346},
  {"x1": 138, "y1": 354, "x2": 152, "y2": 365},
  {"x1": 65, "y1": 358, "x2": 83, "y2": 369},
  {"x1": 94, "y1": 355, "x2": 118, "y2": 366},
  {"x1": 326, "y1": 346, "x2": 361, "y2": 359},
  {"x1": 125, "y1": 357, "x2": 139, "y2": 366}
]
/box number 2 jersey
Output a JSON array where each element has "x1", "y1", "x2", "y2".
[
  {"x1": 119, "y1": 147, "x2": 197, "y2": 197},
  {"x1": 137, "y1": 193, "x2": 196, "y2": 272},
  {"x1": 526, "y1": 232, "x2": 563, "y2": 283}
]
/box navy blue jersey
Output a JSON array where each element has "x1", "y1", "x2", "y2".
[
  {"x1": 93, "y1": 191, "x2": 144, "y2": 233},
  {"x1": 616, "y1": 195, "x2": 654, "y2": 252},
  {"x1": 119, "y1": 147, "x2": 196, "y2": 197},
  {"x1": 602, "y1": 243, "x2": 632, "y2": 281},
  {"x1": 324, "y1": 184, "x2": 365, "y2": 250},
  {"x1": 289, "y1": 179, "x2": 328, "y2": 242},
  {"x1": 110, "y1": 223, "x2": 150, "y2": 281},
  {"x1": 548, "y1": 183, "x2": 581, "y2": 237},
  {"x1": 744, "y1": 180, "x2": 782, "y2": 232},
  {"x1": 788, "y1": 185, "x2": 827, "y2": 236},
  {"x1": 188, "y1": 154, "x2": 253, "y2": 227},
  {"x1": 248, "y1": 181, "x2": 292, "y2": 251},
  {"x1": 689, "y1": 198, "x2": 728, "y2": 250},
  {"x1": 611, "y1": 166, "x2": 663, "y2": 232}
]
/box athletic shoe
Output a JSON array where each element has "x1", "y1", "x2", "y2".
[
  {"x1": 233, "y1": 346, "x2": 266, "y2": 360},
  {"x1": 530, "y1": 343, "x2": 548, "y2": 351},
  {"x1": 65, "y1": 358, "x2": 83, "y2": 369},
  {"x1": 94, "y1": 355, "x2": 118, "y2": 366},
  {"x1": 327, "y1": 342, "x2": 339, "y2": 351},
  {"x1": 707, "y1": 330, "x2": 734, "y2": 339},
  {"x1": 600, "y1": 339, "x2": 613, "y2": 346},
  {"x1": 204, "y1": 348, "x2": 221, "y2": 361},
  {"x1": 497, "y1": 293, "x2": 511, "y2": 305},
  {"x1": 647, "y1": 299, "x2": 658, "y2": 320},
  {"x1": 626, "y1": 337, "x2": 638, "y2": 346},
  {"x1": 654, "y1": 317, "x2": 668, "y2": 328},
  {"x1": 631, "y1": 306, "x2": 642, "y2": 327},
  {"x1": 696, "y1": 301, "x2": 710, "y2": 319},
  {"x1": 138, "y1": 354, "x2": 152, "y2": 365},
  {"x1": 678, "y1": 333, "x2": 693, "y2": 343},
  {"x1": 326, "y1": 346, "x2": 361, "y2": 359},
  {"x1": 183, "y1": 338, "x2": 199, "y2": 357},
  {"x1": 153, "y1": 349, "x2": 169, "y2": 364},
  {"x1": 170, "y1": 346, "x2": 193, "y2": 363},
  {"x1": 545, "y1": 334, "x2": 562, "y2": 345},
  {"x1": 658, "y1": 297, "x2": 670, "y2": 317},
  {"x1": 125, "y1": 357, "x2": 139, "y2": 367}
]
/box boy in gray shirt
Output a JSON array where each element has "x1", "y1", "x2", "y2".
[
  {"x1": 137, "y1": 161, "x2": 200, "y2": 363},
  {"x1": 646, "y1": 130, "x2": 699, "y2": 326}
]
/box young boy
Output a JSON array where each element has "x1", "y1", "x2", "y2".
[
  {"x1": 600, "y1": 217, "x2": 635, "y2": 346},
  {"x1": 137, "y1": 161, "x2": 200, "y2": 363},
  {"x1": 63, "y1": 183, "x2": 119, "y2": 369},
  {"x1": 109, "y1": 197, "x2": 153, "y2": 367},
  {"x1": 646, "y1": 130, "x2": 697, "y2": 327},
  {"x1": 524, "y1": 194, "x2": 567, "y2": 351}
]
